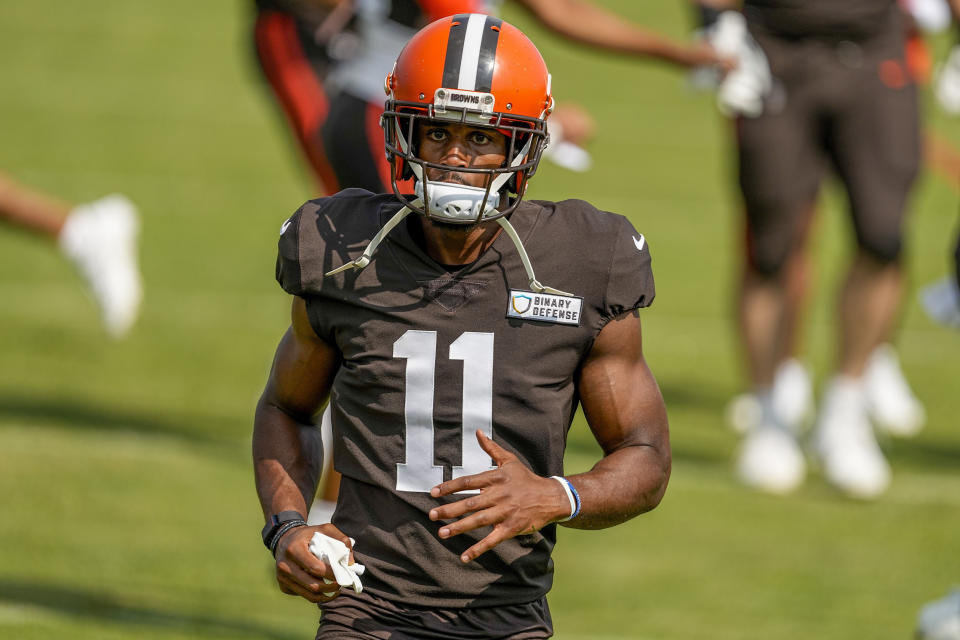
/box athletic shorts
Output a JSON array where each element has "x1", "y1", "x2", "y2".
[
  {"x1": 315, "y1": 589, "x2": 554, "y2": 639},
  {"x1": 736, "y1": 10, "x2": 920, "y2": 273}
]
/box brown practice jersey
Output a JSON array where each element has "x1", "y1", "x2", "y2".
[
  {"x1": 276, "y1": 188, "x2": 655, "y2": 608},
  {"x1": 744, "y1": 0, "x2": 896, "y2": 40}
]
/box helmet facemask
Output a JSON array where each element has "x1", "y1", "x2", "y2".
[{"x1": 383, "y1": 90, "x2": 549, "y2": 226}]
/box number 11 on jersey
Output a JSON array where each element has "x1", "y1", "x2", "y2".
[{"x1": 393, "y1": 330, "x2": 497, "y2": 492}]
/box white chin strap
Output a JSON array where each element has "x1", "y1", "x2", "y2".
[
  {"x1": 324, "y1": 205, "x2": 414, "y2": 277},
  {"x1": 325, "y1": 122, "x2": 571, "y2": 296},
  {"x1": 495, "y1": 216, "x2": 573, "y2": 297},
  {"x1": 324, "y1": 201, "x2": 572, "y2": 297}
]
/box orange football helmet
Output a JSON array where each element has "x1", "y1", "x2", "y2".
[
  {"x1": 328, "y1": 14, "x2": 569, "y2": 296},
  {"x1": 382, "y1": 13, "x2": 553, "y2": 223}
]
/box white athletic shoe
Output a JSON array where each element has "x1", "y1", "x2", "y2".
[
  {"x1": 864, "y1": 344, "x2": 925, "y2": 438},
  {"x1": 771, "y1": 358, "x2": 813, "y2": 430},
  {"x1": 921, "y1": 277, "x2": 960, "y2": 329},
  {"x1": 725, "y1": 392, "x2": 762, "y2": 435},
  {"x1": 59, "y1": 194, "x2": 142, "y2": 338},
  {"x1": 725, "y1": 359, "x2": 813, "y2": 434},
  {"x1": 736, "y1": 390, "x2": 806, "y2": 494},
  {"x1": 813, "y1": 376, "x2": 891, "y2": 499},
  {"x1": 917, "y1": 588, "x2": 960, "y2": 640},
  {"x1": 736, "y1": 424, "x2": 806, "y2": 494}
]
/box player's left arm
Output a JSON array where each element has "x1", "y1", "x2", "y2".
[
  {"x1": 564, "y1": 309, "x2": 670, "y2": 529},
  {"x1": 428, "y1": 309, "x2": 669, "y2": 561}
]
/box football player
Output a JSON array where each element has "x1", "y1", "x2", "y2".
[
  {"x1": 253, "y1": 15, "x2": 670, "y2": 638},
  {"x1": 257, "y1": 0, "x2": 726, "y2": 527}
]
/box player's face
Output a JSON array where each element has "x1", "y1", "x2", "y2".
[{"x1": 416, "y1": 122, "x2": 507, "y2": 189}]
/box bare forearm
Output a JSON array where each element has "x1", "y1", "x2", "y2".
[
  {"x1": 253, "y1": 399, "x2": 323, "y2": 519},
  {"x1": 517, "y1": 0, "x2": 713, "y2": 67},
  {"x1": 562, "y1": 443, "x2": 670, "y2": 530}
]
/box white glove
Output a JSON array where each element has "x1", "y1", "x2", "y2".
[
  {"x1": 936, "y1": 45, "x2": 960, "y2": 115},
  {"x1": 543, "y1": 121, "x2": 592, "y2": 173},
  {"x1": 905, "y1": 0, "x2": 952, "y2": 34},
  {"x1": 308, "y1": 532, "x2": 366, "y2": 595},
  {"x1": 705, "y1": 11, "x2": 772, "y2": 118}
]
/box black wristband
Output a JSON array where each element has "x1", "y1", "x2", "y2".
[
  {"x1": 269, "y1": 519, "x2": 307, "y2": 556},
  {"x1": 261, "y1": 510, "x2": 307, "y2": 551}
]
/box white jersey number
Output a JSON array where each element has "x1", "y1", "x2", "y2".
[{"x1": 393, "y1": 330, "x2": 496, "y2": 492}]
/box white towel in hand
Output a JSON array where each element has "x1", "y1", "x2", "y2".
[
  {"x1": 708, "y1": 12, "x2": 772, "y2": 118},
  {"x1": 308, "y1": 532, "x2": 366, "y2": 594}
]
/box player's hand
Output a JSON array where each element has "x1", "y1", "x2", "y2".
[
  {"x1": 428, "y1": 430, "x2": 571, "y2": 563},
  {"x1": 274, "y1": 524, "x2": 352, "y2": 603},
  {"x1": 687, "y1": 41, "x2": 736, "y2": 74}
]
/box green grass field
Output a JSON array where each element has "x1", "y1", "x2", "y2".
[{"x1": 1, "y1": 2, "x2": 959, "y2": 638}]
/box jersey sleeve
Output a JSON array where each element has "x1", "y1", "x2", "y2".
[
  {"x1": 601, "y1": 215, "x2": 656, "y2": 323},
  {"x1": 275, "y1": 199, "x2": 327, "y2": 298}
]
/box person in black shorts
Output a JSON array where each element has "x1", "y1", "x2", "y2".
[
  {"x1": 252, "y1": 15, "x2": 670, "y2": 639},
  {"x1": 697, "y1": 0, "x2": 924, "y2": 498}
]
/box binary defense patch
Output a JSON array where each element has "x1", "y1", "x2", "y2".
[{"x1": 506, "y1": 290, "x2": 583, "y2": 326}]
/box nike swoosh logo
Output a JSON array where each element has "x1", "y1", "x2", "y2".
[
  {"x1": 280, "y1": 218, "x2": 293, "y2": 235},
  {"x1": 633, "y1": 235, "x2": 645, "y2": 251}
]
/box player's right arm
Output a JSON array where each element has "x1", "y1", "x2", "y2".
[{"x1": 253, "y1": 296, "x2": 349, "y2": 603}]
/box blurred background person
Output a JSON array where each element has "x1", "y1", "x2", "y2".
[
  {"x1": 253, "y1": 0, "x2": 354, "y2": 195},
  {"x1": 0, "y1": 171, "x2": 142, "y2": 338},
  {"x1": 694, "y1": 0, "x2": 925, "y2": 499},
  {"x1": 253, "y1": 0, "x2": 730, "y2": 196}
]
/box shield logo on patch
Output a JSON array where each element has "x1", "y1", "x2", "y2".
[{"x1": 512, "y1": 294, "x2": 532, "y2": 314}]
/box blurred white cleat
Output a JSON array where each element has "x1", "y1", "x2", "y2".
[
  {"x1": 725, "y1": 392, "x2": 761, "y2": 435},
  {"x1": 736, "y1": 426, "x2": 806, "y2": 494},
  {"x1": 864, "y1": 344, "x2": 925, "y2": 438},
  {"x1": 59, "y1": 194, "x2": 142, "y2": 338},
  {"x1": 772, "y1": 358, "x2": 813, "y2": 431},
  {"x1": 813, "y1": 376, "x2": 890, "y2": 499},
  {"x1": 921, "y1": 277, "x2": 960, "y2": 329},
  {"x1": 916, "y1": 588, "x2": 960, "y2": 640},
  {"x1": 736, "y1": 392, "x2": 806, "y2": 494},
  {"x1": 725, "y1": 359, "x2": 813, "y2": 435}
]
